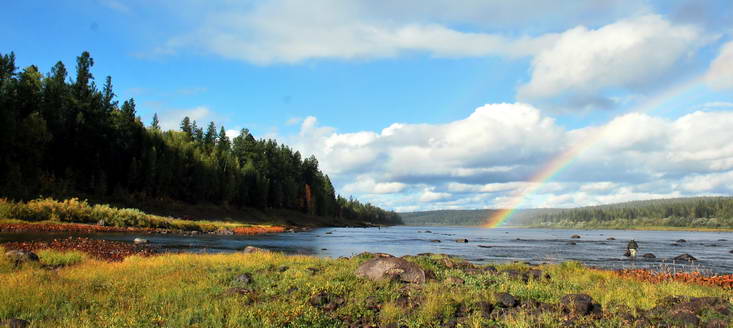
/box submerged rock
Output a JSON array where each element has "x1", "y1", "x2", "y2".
[
  {"x1": 430, "y1": 239, "x2": 441, "y2": 243},
  {"x1": 242, "y1": 246, "x2": 271, "y2": 253},
  {"x1": 641, "y1": 253, "x2": 656, "y2": 259},
  {"x1": 133, "y1": 238, "x2": 148, "y2": 244},
  {"x1": 676, "y1": 239, "x2": 687, "y2": 243},
  {"x1": 674, "y1": 254, "x2": 698, "y2": 262},
  {"x1": 607, "y1": 237, "x2": 616, "y2": 240},
  {"x1": 355, "y1": 257, "x2": 426, "y2": 284},
  {"x1": 456, "y1": 238, "x2": 469, "y2": 243},
  {"x1": 571, "y1": 234, "x2": 581, "y2": 239},
  {"x1": 477, "y1": 245, "x2": 492, "y2": 248}
]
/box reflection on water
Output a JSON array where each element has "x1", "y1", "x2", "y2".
[{"x1": 2, "y1": 226, "x2": 732, "y2": 273}]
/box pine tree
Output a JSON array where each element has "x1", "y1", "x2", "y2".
[{"x1": 151, "y1": 113, "x2": 160, "y2": 130}]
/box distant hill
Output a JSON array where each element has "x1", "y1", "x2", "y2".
[
  {"x1": 400, "y1": 196, "x2": 733, "y2": 228},
  {"x1": 399, "y1": 208, "x2": 561, "y2": 226},
  {"x1": 530, "y1": 196, "x2": 733, "y2": 229}
]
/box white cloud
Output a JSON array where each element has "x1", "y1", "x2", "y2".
[
  {"x1": 518, "y1": 15, "x2": 712, "y2": 111},
  {"x1": 419, "y1": 189, "x2": 451, "y2": 202},
  {"x1": 282, "y1": 104, "x2": 733, "y2": 211},
  {"x1": 705, "y1": 41, "x2": 733, "y2": 90},
  {"x1": 157, "y1": 106, "x2": 211, "y2": 131}
]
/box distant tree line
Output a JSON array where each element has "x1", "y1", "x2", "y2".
[
  {"x1": 399, "y1": 209, "x2": 560, "y2": 226},
  {"x1": 530, "y1": 197, "x2": 733, "y2": 228},
  {"x1": 0, "y1": 51, "x2": 401, "y2": 225}
]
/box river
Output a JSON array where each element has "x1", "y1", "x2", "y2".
[{"x1": 2, "y1": 226, "x2": 732, "y2": 273}]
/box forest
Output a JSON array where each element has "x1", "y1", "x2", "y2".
[
  {"x1": 0, "y1": 51, "x2": 401, "y2": 226},
  {"x1": 527, "y1": 197, "x2": 733, "y2": 229}
]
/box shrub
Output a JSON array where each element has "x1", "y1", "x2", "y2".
[{"x1": 37, "y1": 249, "x2": 88, "y2": 267}]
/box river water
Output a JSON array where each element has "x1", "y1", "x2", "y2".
[{"x1": 2, "y1": 226, "x2": 733, "y2": 274}]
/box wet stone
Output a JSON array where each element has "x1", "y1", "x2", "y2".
[{"x1": 673, "y1": 254, "x2": 697, "y2": 262}]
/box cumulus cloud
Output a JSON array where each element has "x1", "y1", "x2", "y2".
[
  {"x1": 518, "y1": 15, "x2": 712, "y2": 112},
  {"x1": 156, "y1": 106, "x2": 211, "y2": 131},
  {"x1": 705, "y1": 41, "x2": 733, "y2": 90},
  {"x1": 283, "y1": 104, "x2": 733, "y2": 211}
]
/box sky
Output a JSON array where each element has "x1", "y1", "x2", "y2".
[{"x1": 2, "y1": 0, "x2": 733, "y2": 212}]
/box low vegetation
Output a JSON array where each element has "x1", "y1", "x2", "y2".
[
  {"x1": 0, "y1": 197, "x2": 283, "y2": 233},
  {"x1": 0, "y1": 248, "x2": 730, "y2": 327}
]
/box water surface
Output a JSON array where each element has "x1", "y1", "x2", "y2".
[{"x1": 3, "y1": 226, "x2": 732, "y2": 273}]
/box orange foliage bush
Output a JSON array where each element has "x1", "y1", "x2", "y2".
[
  {"x1": 232, "y1": 226, "x2": 286, "y2": 235},
  {"x1": 616, "y1": 269, "x2": 733, "y2": 289}
]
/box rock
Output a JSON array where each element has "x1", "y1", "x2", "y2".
[
  {"x1": 705, "y1": 319, "x2": 728, "y2": 328},
  {"x1": 242, "y1": 246, "x2": 270, "y2": 253},
  {"x1": 355, "y1": 257, "x2": 426, "y2": 284},
  {"x1": 674, "y1": 254, "x2": 697, "y2": 262},
  {"x1": 560, "y1": 293, "x2": 599, "y2": 316},
  {"x1": 321, "y1": 248, "x2": 327, "y2": 250},
  {"x1": 669, "y1": 311, "x2": 699, "y2": 327},
  {"x1": 309, "y1": 291, "x2": 344, "y2": 311},
  {"x1": 676, "y1": 239, "x2": 687, "y2": 243},
  {"x1": 456, "y1": 238, "x2": 469, "y2": 243},
  {"x1": 425, "y1": 230, "x2": 432, "y2": 233},
  {"x1": 277, "y1": 266, "x2": 289, "y2": 272},
  {"x1": 324, "y1": 231, "x2": 333, "y2": 234},
  {"x1": 306, "y1": 267, "x2": 320, "y2": 275},
  {"x1": 133, "y1": 238, "x2": 148, "y2": 245},
  {"x1": 430, "y1": 239, "x2": 441, "y2": 243},
  {"x1": 309, "y1": 291, "x2": 330, "y2": 306},
  {"x1": 642, "y1": 253, "x2": 656, "y2": 259},
  {"x1": 567, "y1": 242, "x2": 576, "y2": 245},
  {"x1": 495, "y1": 292, "x2": 518, "y2": 308},
  {"x1": 235, "y1": 273, "x2": 253, "y2": 284},
  {"x1": 483, "y1": 266, "x2": 498, "y2": 273},
  {"x1": 607, "y1": 237, "x2": 616, "y2": 240},
  {"x1": 0, "y1": 319, "x2": 30, "y2": 328},
  {"x1": 373, "y1": 253, "x2": 394, "y2": 258},
  {"x1": 474, "y1": 301, "x2": 494, "y2": 317},
  {"x1": 477, "y1": 245, "x2": 492, "y2": 248},
  {"x1": 445, "y1": 276, "x2": 465, "y2": 285},
  {"x1": 501, "y1": 269, "x2": 529, "y2": 283},
  {"x1": 571, "y1": 234, "x2": 581, "y2": 239},
  {"x1": 4, "y1": 250, "x2": 39, "y2": 264},
  {"x1": 214, "y1": 228, "x2": 234, "y2": 235},
  {"x1": 527, "y1": 269, "x2": 549, "y2": 280},
  {"x1": 730, "y1": 249, "x2": 733, "y2": 254},
  {"x1": 97, "y1": 219, "x2": 106, "y2": 226}
]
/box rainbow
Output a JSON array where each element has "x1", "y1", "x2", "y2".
[{"x1": 482, "y1": 75, "x2": 704, "y2": 228}]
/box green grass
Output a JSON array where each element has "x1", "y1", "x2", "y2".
[
  {"x1": 0, "y1": 251, "x2": 730, "y2": 327},
  {"x1": 0, "y1": 197, "x2": 282, "y2": 232}
]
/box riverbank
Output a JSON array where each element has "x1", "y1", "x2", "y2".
[
  {"x1": 1, "y1": 247, "x2": 731, "y2": 327},
  {"x1": 0, "y1": 198, "x2": 293, "y2": 235}
]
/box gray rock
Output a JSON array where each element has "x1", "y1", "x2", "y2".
[
  {"x1": 215, "y1": 228, "x2": 234, "y2": 235},
  {"x1": 133, "y1": 238, "x2": 148, "y2": 245},
  {"x1": 456, "y1": 238, "x2": 469, "y2": 243},
  {"x1": 97, "y1": 219, "x2": 106, "y2": 226},
  {"x1": 355, "y1": 257, "x2": 426, "y2": 284},
  {"x1": 674, "y1": 254, "x2": 697, "y2": 262},
  {"x1": 571, "y1": 234, "x2": 581, "y2": 239},
  {"x1": 606, "y1": 237, "x2": 616, "y2": 240},
  {"x1": 642, "y1": 253, "x2": 656, "y2": 259},
  {"x1": 444, "y1": 276, "x2": 465, "y2": 285},
  {"x1": 560, "y1": 293, "x2": 599, "y2": 316},
  {"x1": 676, "y1": 239, "x2": 687, "y2": 243},
  {"x1": 495, "y1": 292, "x2": 518, "y2": 308},
  {"x1": 4, "y1": 250, "x2": 39, "y2": 264},
  {"x1": 242, "y1": 246, "x2": 270, "y2": 253},
  {"x1": 235, "y1": 273, "x2": 253, "y2": 284}
]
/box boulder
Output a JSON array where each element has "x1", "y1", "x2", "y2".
[
  {"x1": 669, "y1": 311, "x2": 699, "y2": 327},
  {"x1": 560, "y1": 293, "x2": 600, "y2": 316},
  {"x1": 235, "y1": 273, "x2": 253, "y2": 284},
  {"x1": 477, "y1": 245, "x2": 492, "y2": 248},
  {"x1": 642, "y1": 253, "x2": 656, "y2": 259},
  {"x1": 674, "y1": 254, "x2": 697, "y2": 262},
  {"x1": 676, "y1": 239, "x2": 687, "y2": 243},
  {"x1": 355, "y1": 257, "x2": 426, "y2": 284},
  {"x1": 606, "y1": 237, "x2": 616, "y2": 240},
  {"x1": 4, "y1": 250, "x2": 39, "y2": 264},
  {"x1": 571, "y1": 234, "x2": 581, "y2": 239},
  {"x1": 242, "y1": 246, "x2": 271, "y2": 253},
  {"x1": 567, "y1": 242, "x2": 577, "y2": 245},
  {"x1": 96, "y1": 219, "x2": 106, "y2": 226},
  {"x1": 0, "y1": 319, "x2": 29, "y2": 328},
  {"x1": 133, "y1": 238, "x2": 148, "y2": 245},
  {"x1": 456, "y1": 238, "x2": 469, "y2": 243},
  {"x1": 495, "y1": 292, "x2": 518, "y2": 308},
  {"x1": 430, "y1": 239, "x2": 441, "y2": 243}
]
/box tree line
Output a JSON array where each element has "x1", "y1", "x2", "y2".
[
  {"x1": 529, "y1": 197, "x2": 733, "y2": 228},
  {"x1": 0, "y1": 51, "x2": 401, "y2": 225}
]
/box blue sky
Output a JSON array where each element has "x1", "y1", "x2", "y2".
[{"x1": 3, "y1": 0, "x2": 733, "y2": 211}]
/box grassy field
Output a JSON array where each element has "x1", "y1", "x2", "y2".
[
  {"x1": 0, "y1": 198, "x2": 285, "y2": 233},
  {"x1": 1, "y1": 247, "x2": 731, "y2": 327}
]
